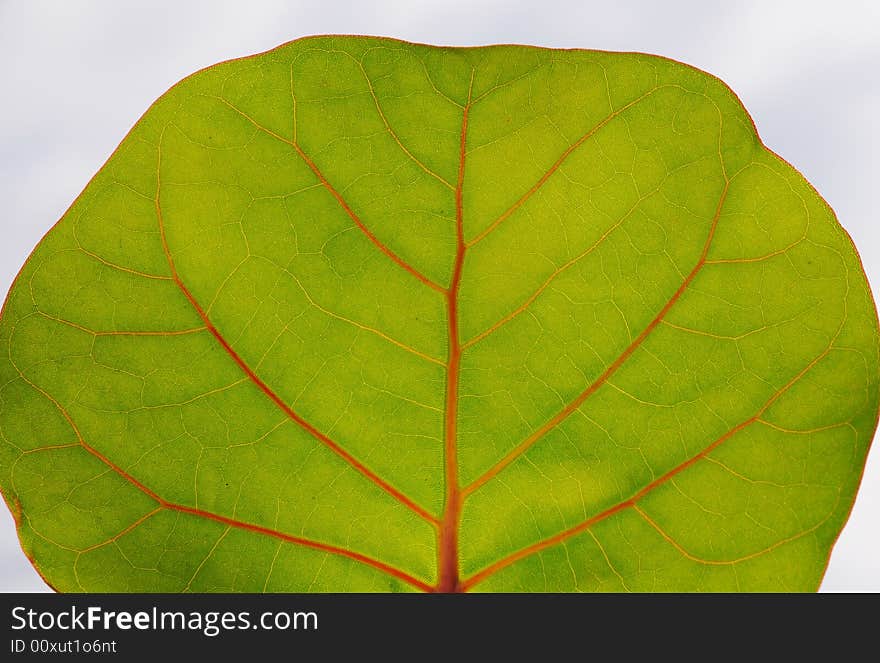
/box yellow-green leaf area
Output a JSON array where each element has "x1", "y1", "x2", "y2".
[{"x1": 1, "y1": 36, "x2": 877, "y2": 593}]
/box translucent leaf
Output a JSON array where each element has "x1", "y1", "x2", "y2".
[{"x1": 1, "y1": 37, "x2": 877, "y2": 592}]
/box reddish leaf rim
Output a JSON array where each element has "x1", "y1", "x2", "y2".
[{"x1": 0, "y1": 34, "x2": 876, "y2": 593}]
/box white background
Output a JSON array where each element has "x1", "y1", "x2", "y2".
[{"x1": 0, "y1": 0, "x2": 878, "y2": 591}]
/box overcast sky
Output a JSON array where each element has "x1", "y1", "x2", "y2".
[{"x1": 0, "y1": 0, "x2": 878, "y2": 592}]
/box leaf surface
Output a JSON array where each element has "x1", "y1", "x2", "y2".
[{"x1": 1, "y1": 36, "x2": 877, "y2": 592}]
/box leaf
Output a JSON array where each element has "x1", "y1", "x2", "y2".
[{"x1": 1, "y1": 36, "x2": 877, "y2": 593}]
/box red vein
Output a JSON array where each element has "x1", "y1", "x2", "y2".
[
  {"x1": 466, "y1": 86, "x2": 661, "y2": 247},
  {"x1": 36, "y1": 311, "x2": 207, "y2": 337},
  {"x1": 435, "y1": 71, "x2": 474, "y2": 593},
  {"x1": 18, "y1": 374, "x2": 432, "y2": 593},
  {"x1": 460, "y1": 331, "x2": 841, "y2": 591},
  {"x1": 462, "y1": 189, "x2": 656, "y2": 349},
  {"x1": 292, "y1": 142, "x2": 446, "y2": 293},
  {"x1": 632, "y1": 503, "x2": 831, "y2": 567},
  {"x1": 260, "y1": 256, "x2": 444, "y2": 366},
  {"x1": 355, "y1": 59, "x2": 456, "y2": 191},
  {"x1": 79, "y1": 507, "x2": 163, "y2": 554},
  {"x1": 168, "y1": 504, "x2": 432, "y2": 592},
  {"x1": 154, "y1": 137, "x2": 437, "y2": 525},
  {"x1": 463, "y1": 179, "x2": 730, "y2": 498},
  {"x1": 74, "y1": 245, "x2": 173, "y2": 281},
  {"x1": 213, "y1": 96, "x2": 445, "y2": 294}
]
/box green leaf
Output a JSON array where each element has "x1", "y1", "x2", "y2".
[{"x1": 1, "y1": 36, "x2": 877, "y2": 593}]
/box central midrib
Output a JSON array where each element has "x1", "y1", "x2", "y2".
[
  {"x1": 436, "y1": 72, "x2": 475, "y2": 593},
  {"x1": 151, "y1": 66, "x2": 735, "y2": 592}
]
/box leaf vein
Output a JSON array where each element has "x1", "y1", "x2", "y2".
[
  {"x1": 154, "y1": 132, "x2": 438, "y2": 524},
  {"x1": 461, "y1": 312, "x2": 847, "y2": 590}
]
